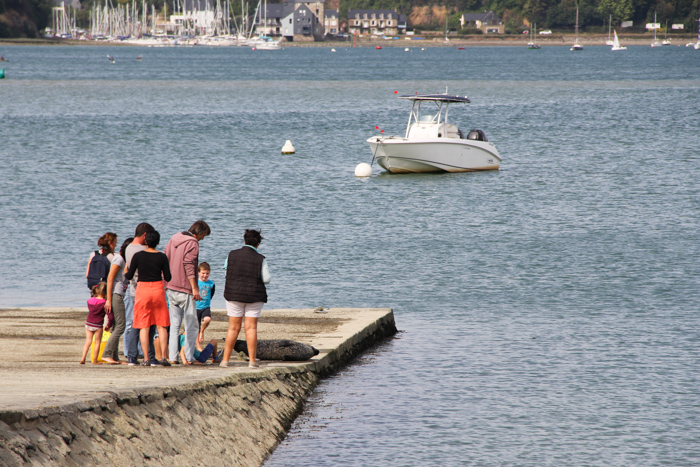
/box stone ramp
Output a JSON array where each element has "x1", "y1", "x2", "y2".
[{"x1": 0, "y1": 307, "x2": 397, "y2": 466}]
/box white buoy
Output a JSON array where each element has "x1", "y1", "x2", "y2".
[
  {"x1": 405, "y1": 47, "x2": 409, "y2": 52},
  {"x1": 331, "y1": 48, "x2": 336, "y2": 52},
  {"x1": 281, "y1": 140, "x2": 295, "y2": 154},
  {"x1": 355, "y1": 162, "x2": 372, "y2": 177}
]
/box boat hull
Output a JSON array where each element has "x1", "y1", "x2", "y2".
[{"x1": 367, "y1": 137, "x2": 501, "y2": 174}]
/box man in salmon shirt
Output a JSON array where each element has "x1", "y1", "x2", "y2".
[{"x1": 164, "y1": 220, "x2": 211, "y2": 364}]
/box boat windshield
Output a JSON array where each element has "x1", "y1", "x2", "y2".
[
  {"x1": 406, "y1": 100, "x2": 447, "y2": 137},
  {"x1": 401, "y1": 94, "x2": 471, "y2": 139}
]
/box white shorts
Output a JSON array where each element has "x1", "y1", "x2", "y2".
[{"x1": 225, "y1": 301, "x2": 264, "y2": 319}]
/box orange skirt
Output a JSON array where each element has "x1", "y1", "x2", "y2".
[{"x1": 133, "y1": 281, "x2": 170, "y2": 328}]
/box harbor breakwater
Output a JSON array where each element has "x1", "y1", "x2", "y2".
[{"x1": 0, "y1": 308, "x2": 397, "y2": 466}]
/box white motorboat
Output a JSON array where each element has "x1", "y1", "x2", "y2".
[
  {"x1": 611, "y1": 30, "x2": 626, "y2": 51},
  {"x1": 254, "y1": 37, "x2": 282, "y2": 50},
  {"x1": 366, "y1": 93, "x2": 501, "y2": 173}
]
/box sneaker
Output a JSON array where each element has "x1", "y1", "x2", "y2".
[
  {"x1": 219, "y1": 361, "x2": 229, "y2": 368},
  {"x1": 141, "y1": 361, "x2": 151, "y2": 367},
  {"x1": 128, "y1": 357, "x2": 139, "y2": 366},
  {"x1": 150, "y1": 360, "x2": 162, "y2": 366},
  {"x1": 248, "y1": 360, "x2": 259, "y2": 368},
  {"x1": 160, "y1": 359, "x2": 171, "y2": 367}
]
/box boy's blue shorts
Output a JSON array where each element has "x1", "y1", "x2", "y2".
[{"x1": 196, "y1": 343, "x2": 215, "y2": 363}]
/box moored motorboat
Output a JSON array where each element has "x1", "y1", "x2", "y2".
[
  {"x1": 366, "y1": 93, "x2": 501, "y2": 173},
  {"x1": 254, "y1": 38, "x2": 282, "y2": 50}
]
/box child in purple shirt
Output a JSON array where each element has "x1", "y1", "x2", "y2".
[{"x1": 80, "y1": 282, "x2": 113, "y2": 364}]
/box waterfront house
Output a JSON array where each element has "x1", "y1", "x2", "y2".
[
  {"x1": 325, "y1": 9, "x2": 339, "y2": 36},
  {"x1": 279, "y1": 0, "x2": 325, "y2": 41},
  {"x1": 168, "y1": 0, "x2": 216, "y2": 35},
  {"x1": 254, "y1": 3, "x2": 287, "y2": 37},
  {"x1": 459, "y1": 11, "x2": 504, "y2": 34},
  {"x1": 347, "y1": 9, "x2": 406, "y2": 36}
]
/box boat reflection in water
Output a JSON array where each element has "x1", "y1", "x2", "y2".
[{"x1": 367, "y1": 93, "x2": 501, "y2": 173}]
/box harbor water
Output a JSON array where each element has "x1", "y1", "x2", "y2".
[{"x1": 1, "y1": 44, "x2": 699, "y2": 466}]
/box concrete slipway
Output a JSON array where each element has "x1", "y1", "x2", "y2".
[{"x1": 0, "y1": 307, "x2": 397, "y2": 466}]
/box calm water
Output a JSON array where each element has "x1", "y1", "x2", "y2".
[{"x1": 1, "y1": 45, "x2": 699, "y2": 466}]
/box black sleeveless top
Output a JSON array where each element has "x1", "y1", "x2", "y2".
[{"x1": 223, "y1": 247, "x2": 267, "y2": 303}]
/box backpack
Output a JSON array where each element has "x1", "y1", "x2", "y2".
[{"x1": 87, "y1": 250, "x2": 111, "y2": 289}]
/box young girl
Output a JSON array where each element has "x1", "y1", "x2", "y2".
[{"x1": 81, "y1": 281, "x2": 113, "y2": 364}]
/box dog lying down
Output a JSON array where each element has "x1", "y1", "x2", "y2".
[{"x1": 232, "y1": 339, "x2": 320, "y2": 361}]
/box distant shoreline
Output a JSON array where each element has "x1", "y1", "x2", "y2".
[{"x1": 0, "y1": 34, "x2": 696, "y2": 48}]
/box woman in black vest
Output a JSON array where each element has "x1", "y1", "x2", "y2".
[{"x1": 220, "y1": 229, "x2": 271, "y2": 368}]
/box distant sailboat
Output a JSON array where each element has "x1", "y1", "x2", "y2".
[
  {"x1": 606, "y1": 15, "x2": 614, "y2": 45},
  {"x1": 693, "y1": 3, "x2": 700, "y2": 49},
  {"x1": 662, "y1": 20, "x2": 672, "y2": 45},
  {"x1": 571, "y1": 5, "x2": 583, "y2": 50},
  {"x1": 611, "y1": 30, "x2": 626, "y2": 51},
  {"x1": 685, "y1": 4, "x2": 700, "y2": 50},
  {"x1": 651, "y1": 12, "x2": 662, "y2": 47},
  {"x1": 528, "y1": 23, "x2": 541, "y2": 49}
]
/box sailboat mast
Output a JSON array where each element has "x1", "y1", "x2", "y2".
[{"x1": 444, "y1": 7, "x2": 447, "y2": 40}]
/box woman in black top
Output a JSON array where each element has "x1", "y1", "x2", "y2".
[{"x1": 125, "y1": 231, "x2": 172, "y2": 367}]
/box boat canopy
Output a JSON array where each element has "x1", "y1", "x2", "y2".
[{"x1": 399, "y1": 94, "x2": 471, "y2": 104}]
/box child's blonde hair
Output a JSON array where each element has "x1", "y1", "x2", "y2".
[{"x1": 91, "y1": 281, "x2": 108, "y2": 298}]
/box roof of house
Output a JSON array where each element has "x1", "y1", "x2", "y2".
[
  {"x1": 260, "y1": 3, "x2": 289, "y2": 19},
  {"x1": 53, "y1": 0, "x2": 81, "y2": 8},
  {"x1": 348, "y1": 9, "x2": 398, "y2": 17},
  {"x1": 461, "y1": 11, "x2": 499, "y2": 22},
  {"x1": 181, "y1": 0, "x2": 214, "y2": 11},
  {"x1": 325, "y1": 9, "x2": 338, "y2": 18}
]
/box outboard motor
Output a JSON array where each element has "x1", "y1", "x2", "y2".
[{"x1": 467, "y1": 129, "x2": 488, "y2": 142}]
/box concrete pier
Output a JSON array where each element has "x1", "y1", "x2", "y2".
[{"x1": 0, "y1": 307, "x2": 397, "y2": 466}]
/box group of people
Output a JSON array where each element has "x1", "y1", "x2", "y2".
[{"x1": 80, "y1": 221, "x2": 270, "y2": 369}]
